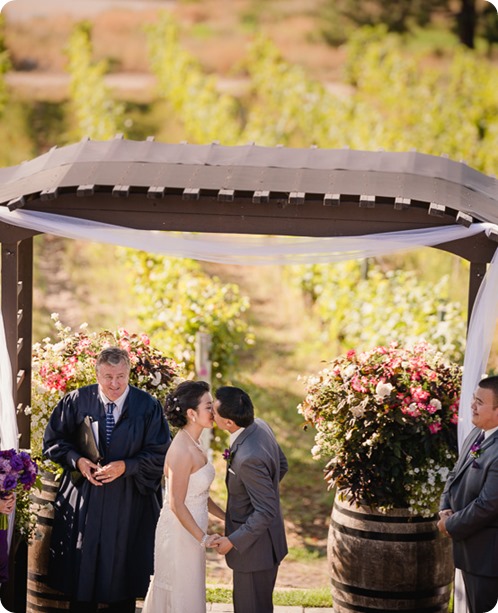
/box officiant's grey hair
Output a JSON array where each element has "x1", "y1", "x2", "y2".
[{"x1": 96, "y1": 347, "x2": 131, "y2": 371}]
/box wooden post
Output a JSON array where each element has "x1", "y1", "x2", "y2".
[
  {"x1": 0, "y1": 236, "x2": 34, "y2": 613},
  {"x1": 467, "y1": 262, "x2": 487, "y2": 330}
]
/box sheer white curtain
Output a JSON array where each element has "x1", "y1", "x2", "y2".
[
  {"x1": 0, "y1": 315, "x2": 18, "y2": 450},
  {"x1": 0, "y1": 309, "x2": 18, "y2": 560}
]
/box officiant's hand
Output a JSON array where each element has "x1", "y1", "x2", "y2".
[
  {"x1": 94, "y1": 461, "x2": 126, "y2": 484},
  {"x1": 77, "y1": 457, "x2": 102, "y2": 486}
]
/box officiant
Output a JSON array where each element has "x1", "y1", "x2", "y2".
[{"x1": 43, "y1": 346, "x2": 171, "y2": 613}]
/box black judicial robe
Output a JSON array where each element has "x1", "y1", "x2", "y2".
[{"x1": 43, "y1": 384, "x2": 170, "y2": 602}]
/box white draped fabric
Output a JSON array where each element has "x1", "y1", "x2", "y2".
[
  {"x1": 0, "y1": 310, "x2": 18, "y2": 559},
  {"x1": 0, "y1": 207, "x2": 497, "y2": 449},
  {"x1": 0, "y1": 314, "x2": 18, "y2": 451}
]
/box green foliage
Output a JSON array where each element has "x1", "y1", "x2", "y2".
[
  {"x1": 286, "y1": 260, "x2": 466, "y2": 364},
  {"x1": 122, "y1": 251, "x2": 253, "y2": 380},
  {"x1": 0, "y1": 15, "x2": 10, "y2": 117},
  {"x1": 66, "y1": 22, "x2": 125, "y2": 140},
  {"x1": 241, "y1": 36, "x2": 341, "y2": 147},
  {"x1": 15, "y1": 474, "x2": 42, "y2": 544},
  {"x1": 319, "y1": 0, "x2": 449, "y2": 44},
  {"x1": 146, "y1": 13, "x2": 242, "y2": 144},
  {"x1": 142, "y1": 13, "x2": 498, "y2": 173},
  {"x1": 342, "y1": 27, "x2": 498, "y2": 174}
]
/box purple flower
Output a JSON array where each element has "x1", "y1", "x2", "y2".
[
  {"x1": 469, "y1": 443, "x2": 482, "y2": 459},
  {"x1": 0, "y1": 450, "x2": 38, "y2": 496},
  {"x1": 2, "y1": 474, "x2": 17, "y2": 491},
  {"x1": 222, "y1": 448, "x2": 234, "y2": 466},
  {"x1": 10, "y1": 455, "x2": 23, "y2": 471}
]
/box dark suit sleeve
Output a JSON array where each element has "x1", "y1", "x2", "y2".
[
  {"x1": 43, "y1": 393, "x2": 83, "y2": 472},
  {"x1": 446, "y1": 459, "x2": 498, "y2": 540},
  {"x1": 439, "y1": 467, "x2": 456, "y2": 511},
  {"x1": 229, "y1": 456, "x2": 281, "y2": 553},
  {"x1": 279, "y1": 446, "x2": 288, "y2": 481}
]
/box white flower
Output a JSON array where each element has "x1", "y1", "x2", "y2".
[
  {"x1": 375, "y1": 382, "x2": 394, "y2": 399},
  {"x1": 311, "y1": 445, "x2": 322, "y2": 459},
  {"x1": 429, "y1": 398, "x2": 442, "y2": 411},
  {"x1": 150, "y1": 372, "x2": 162, "y2": 386},
  {"x1": 343, "y1": 364, "x2": 356, "y2": 379},
  {"x1": 350, "y1": 404, "x2": 366, "y2": 418}
]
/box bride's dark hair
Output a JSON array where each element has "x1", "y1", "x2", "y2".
[{"x1": 164, "y1": 380, "x2": 210, "y2": 428}]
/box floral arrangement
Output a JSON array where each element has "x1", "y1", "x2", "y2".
[
  {"x1": 27, "y1": 314, "x2": 182, "y2": 459},
  {"x1": 0, "y1": 449, "x2": 40, "y2": 539},
  {"x1": 298, "y1": 342, "x2": 461, "y2": 516}
]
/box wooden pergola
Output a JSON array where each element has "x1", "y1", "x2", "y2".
[{"x1": 0, "y1": 138, "x2": 497, "y2": 611}]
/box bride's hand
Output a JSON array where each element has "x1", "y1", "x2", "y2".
[{"x1": 205, "y1": 534, "x2": 222, "y2": 548}]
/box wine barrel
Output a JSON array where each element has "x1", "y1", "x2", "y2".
[
  {"x1": 329, "y1": 494, "x2": 453, "y2": 612},
  {"x1": 27, "y1": 470, "x2": 69, "y2": 612}
]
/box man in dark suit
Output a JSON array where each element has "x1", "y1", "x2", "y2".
[
  {"x1": 213, "y1": 386, "x2": 288, "y2": 613},
  {"x1": 438, "y1": 375, "x2": 498, "y2": 613},
  {"x1": 43, "y1": 347, "x2": 170, "y2": 613}
]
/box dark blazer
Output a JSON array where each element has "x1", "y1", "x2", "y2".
[
  {"x1": 225, "y1": 418, "x2": 288, "y2": 572},
  {"x1": 440, "y1": 426, "x2": 498, "y2": 577}
]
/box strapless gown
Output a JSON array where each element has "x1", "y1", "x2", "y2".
[{"x1": 142, "y1": 462, "x2": 215, "y2": 613}]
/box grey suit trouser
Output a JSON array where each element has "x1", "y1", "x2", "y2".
[
  {"x1": 233, "y1": 565, "x2": 279, "y2": 613},
  {"x1": 462, "y1": 571, "x2": 498, "y2": 613}
]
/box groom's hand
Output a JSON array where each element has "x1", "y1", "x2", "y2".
[{"x1": 215, "y1": 536, "x2": 234, "y2": 555}]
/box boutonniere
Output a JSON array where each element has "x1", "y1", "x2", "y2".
[
  {"x1": 469, "y1": 439, "x2": 484, "y2": 468},
  {"x1": 469, "y1": 442, "x2": 483, "y2": 460},
  {"x1": 223, "y1": 448, "x2": 234, "y2": 466}
]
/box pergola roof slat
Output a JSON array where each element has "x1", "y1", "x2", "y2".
[{"x1": 0, "y1": 140, "x2": 495, "y2": 246}]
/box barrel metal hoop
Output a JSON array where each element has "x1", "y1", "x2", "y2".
[
  {"x1": 330, "y1": 518, "x2": 439, "y2": 541},
  {"x1": 28, "y1": 571, "x2": 51, "y2": 582},
  {"x1": 335, "y1": 505, "x2": 437, "y2": 524},
  {"x1": 331, "y1": 577, "x2": 450, "y2": 600},
  {"x1": 332, "y1": 593, "x2": 447, "y2": 613},
  {"x1": 35, "y1": 515, "x2": 54, "y2": 527},
  {"x1": 31, "y1": 493, "x2": 55, "y2": 505}
]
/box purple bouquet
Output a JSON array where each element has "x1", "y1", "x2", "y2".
[{"x1": 0, "y1": 449, "x2": 39, "y2": 530}]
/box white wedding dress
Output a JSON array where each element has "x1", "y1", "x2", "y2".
[{"x1": 142, "y1": 461, "x2": 215, "y2": 613}]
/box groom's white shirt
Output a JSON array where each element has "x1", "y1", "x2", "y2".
[{"x1": 229, "y1": 427, "x2": 245, "y2": 447}]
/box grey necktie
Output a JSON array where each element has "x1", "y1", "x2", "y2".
[{"x1": 106, "y1": 402, "x2": 116, "y2": 444}]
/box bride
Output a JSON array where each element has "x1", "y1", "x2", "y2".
[{"x1": 142, "y1": 380, "x2": 225, "y2": 613}]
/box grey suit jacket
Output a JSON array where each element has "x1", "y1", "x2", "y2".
[
  {"x1": 225, "y1": 418, "x2": 288, "y2": 572},
  {"x1": 440, "y1": 426, "x2": 498, "y2": 577}
]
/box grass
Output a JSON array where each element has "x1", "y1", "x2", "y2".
[{"x1": 207, "y1": 586, "x2": 333, "y2": 607}]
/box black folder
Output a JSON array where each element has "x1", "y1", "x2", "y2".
[{"x1": 76, "y1": 416, "x2": 102, "y2": 464}]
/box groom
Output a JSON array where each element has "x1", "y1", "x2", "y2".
[{"x1": 213, "y1": 386, "x2": 288, "y2": 613}]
